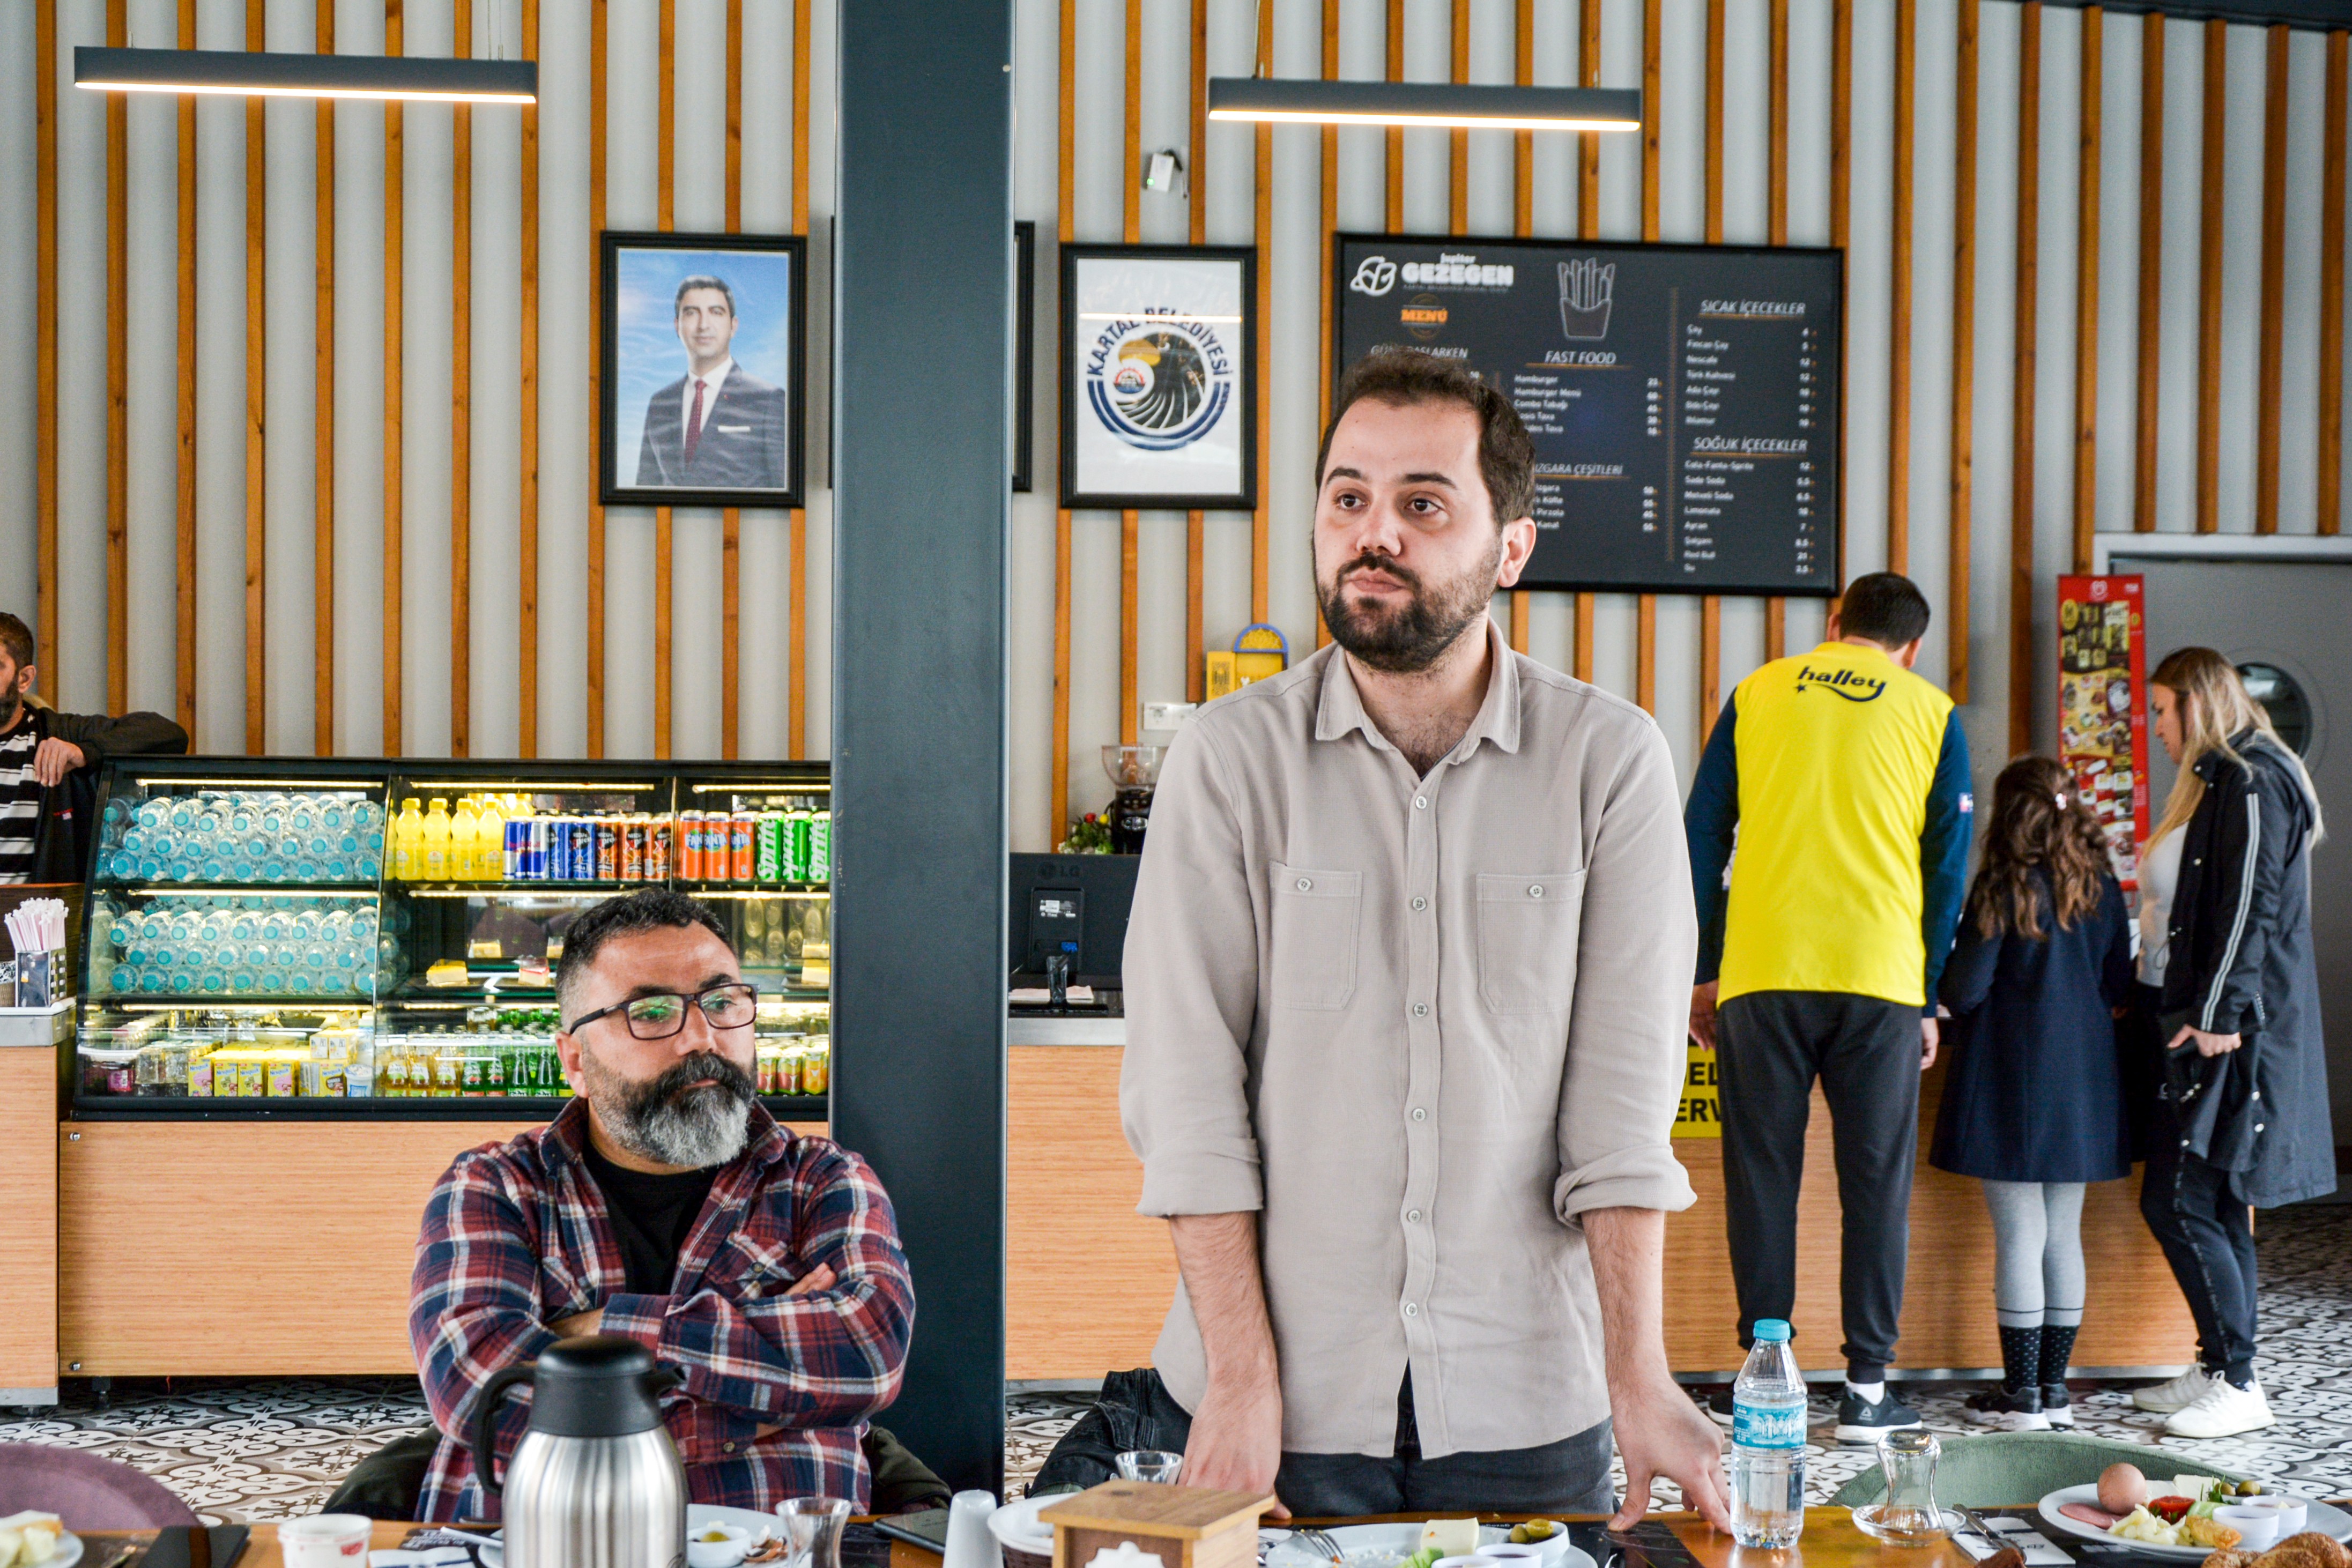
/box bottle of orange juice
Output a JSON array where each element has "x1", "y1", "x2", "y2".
[
  {"x1": 474, "y1": 793, "x2": 507, "y2": 882},
  {"x1": 392, "y1": 798, "x2": 425, "y2": 881},
  {"x1": 451, "y1": 797, "x2": 480, "y2": 881},
  {"x1": 422, "y1": 798, "x2": 454, "y2": 882}
]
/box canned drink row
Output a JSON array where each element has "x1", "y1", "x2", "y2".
[
  {"x1": 500, "y1": 814, "x2": 674, "y2": 883},
  {"x1": 678, "y1": 804, "x2": 832, "y2": 885}
]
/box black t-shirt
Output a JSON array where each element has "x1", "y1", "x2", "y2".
[{"x1": 582, "y1": 1142, "x2": 721, "y2": 1296}]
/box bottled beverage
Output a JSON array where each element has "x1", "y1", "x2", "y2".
[
  {"x1": 451, "y1": 798, "x2": 480, "y2": 881},
  {"x1": 473, "y1": 794, "x2": 505, "y2": 882},
  {"x1": 1728, "y1": 1318, "x2": 1807, "y2": 1548},
  {"x1": 393, "y1": 798, "x2": 425, "y2": 880},
  {"x1": 422, "y1": 798, "x2": 454, "y2": 881}
]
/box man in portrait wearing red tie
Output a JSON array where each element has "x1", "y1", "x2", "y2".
[{"x1": 634, "y1": 274, "x2": 793, "y2": 492}]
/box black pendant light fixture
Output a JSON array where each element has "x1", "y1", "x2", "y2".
[{"x1": 75, "y1": 46, "x2": 535, "y2": 105}]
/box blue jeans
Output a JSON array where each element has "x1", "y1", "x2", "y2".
[{"x1": 1029, "y1": 1369, "x2": 1616, "y2": 1514}]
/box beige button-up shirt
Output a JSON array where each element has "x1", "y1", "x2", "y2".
[{"x1": 1122, "y1": 622, "x2": 1699, "y2": 1459}]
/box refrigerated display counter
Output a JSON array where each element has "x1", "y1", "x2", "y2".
[{"x1": 51, "y1": 757, "x2": 832, "y2": 1385}]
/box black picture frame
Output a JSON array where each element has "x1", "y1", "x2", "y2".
[
  {"x1": 1059, "y1": 242, "x2": 1257, "y2": 511},
  {"x1": 1013, "y1": 221, "x2": 1036, "y2": 493},
  {"x1": 599, "y1": 229, "x2": 809, "y2": 509}
]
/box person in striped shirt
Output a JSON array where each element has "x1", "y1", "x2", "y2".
[{"x1": 0, "y1": 613, "x2": 188, "y2": 886}]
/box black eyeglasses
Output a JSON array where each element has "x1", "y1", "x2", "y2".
[{"x1": 567, "y1": 982, "x2": 760, "y2": 1040}]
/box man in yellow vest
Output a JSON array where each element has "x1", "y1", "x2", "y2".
[{"x1": 1683, "y1": 573, "x2": 1973, "y2": 1444}]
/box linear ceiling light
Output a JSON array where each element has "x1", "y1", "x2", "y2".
[
  {"x1": 1208, "y1": 77, "x2": 1640, "y2": 132},
  {"x1": 75, "y1": 46, "x2": 536, "y2": 103}
]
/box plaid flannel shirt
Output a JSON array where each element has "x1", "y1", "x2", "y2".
[{"x1": 410, "y1": 1099, "x2": 914, "y2": 1520}]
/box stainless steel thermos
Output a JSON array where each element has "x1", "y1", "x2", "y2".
[{"x1": 469, "y1": 1334, "x2": 688, "y2": 1568}]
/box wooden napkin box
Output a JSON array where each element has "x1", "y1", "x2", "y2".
[{"x1": 1038, "y1": 1481, "x2": 1277, "y2": 1568}]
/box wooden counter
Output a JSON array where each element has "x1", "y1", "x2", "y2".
[
  {"x1": 1004, "y1": 1038, "x2": 2195, "y2": 1380},
  {"x1": 55, "y1": 1112, "x2": 827, "y2": 1377},
  {"x1": 0, "y1": 1035, "x2": 63, "y2": 1398}
]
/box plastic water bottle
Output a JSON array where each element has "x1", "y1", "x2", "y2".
[{"x1": 1729, "y1": 1318, "x2": 1808, "y2": 1548}]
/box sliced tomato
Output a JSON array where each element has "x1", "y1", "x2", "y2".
[{"x1": 2148, "y1": 1497, "x2": 2195, "y2": 1524}]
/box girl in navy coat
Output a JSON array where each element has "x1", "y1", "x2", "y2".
[{"x1": 1931, "y1": 756, "x2": 2136, "y2": 1431}]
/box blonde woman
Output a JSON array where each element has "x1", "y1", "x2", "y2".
[{"x1": 2128, "y1": 647, "x2": 2331, "y2": 1439}]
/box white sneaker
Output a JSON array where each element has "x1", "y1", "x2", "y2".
[
  {"x1": 2133, "y1": 1366, "x2": 2220, "y2": 1413},
  {"x1": 2162, "y1": 1377, "x2": 2276, "y2": 1438}
]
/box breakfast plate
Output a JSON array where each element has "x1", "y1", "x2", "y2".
[
  {"x1": 2038, "y1": 1487, "x2": 2352, "y2": 1560},
  {"x1": 1263, "y1": 1523, "x2": 1589, "y2": 1568}
]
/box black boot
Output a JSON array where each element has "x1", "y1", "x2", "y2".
[
  {"x1": 2041, "y1": 1322, "x2": 2081, "y2": 1426},
  {"x1": 1964, "y1": 1325, "x2": 2051, "y2": 1428}
]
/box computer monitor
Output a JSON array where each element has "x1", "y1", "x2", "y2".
[{"x1": 1006, "y1": 852, "x2": 1139, "y2": 991}]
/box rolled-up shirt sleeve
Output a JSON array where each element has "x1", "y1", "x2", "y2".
[
  {"x1": 1554, "y1": 716, "x2": 1700, "y2": 1223},
  {"x1": 1121, "y1": 722, "x2": 1265, "y2": 1217}
]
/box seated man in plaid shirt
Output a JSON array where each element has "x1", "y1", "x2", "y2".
[{"x1": 410, "y1": 888, "x2": 915, "y2": 1520}]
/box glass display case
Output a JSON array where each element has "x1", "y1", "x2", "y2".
[{"x1": 70, "y1": 758, "x2": 832, "y2": 1120}]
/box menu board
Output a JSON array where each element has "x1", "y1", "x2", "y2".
[
  {"x1": 1332, "y1": 234, "x2": 1844, "y2": 596},
  {"x1": 2057, "y1": 574, "x2": 2151, "y2": 889}
]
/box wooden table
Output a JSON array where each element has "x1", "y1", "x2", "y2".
[{"x1": 83, "y1": 1508, "x2": 1978, "y2": 1568}]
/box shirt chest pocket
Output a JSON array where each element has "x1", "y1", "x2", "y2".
[
  {"x1": 1268, "y1": 861, "x2": 1362, "y2": 1011},
  {"x1": 1476, "y1": 870, "x2": 1586, "y2": 1014}
]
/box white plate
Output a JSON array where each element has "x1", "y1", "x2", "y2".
[
  {"x1": 481, "y1": 1507, "x2": 779, "y2": 1568},
  {"x1": 1264, "y1": 1523, "x2": 1587, "y2": 1568},
  {"x1": 2037, "y1": 1487, "x2": 2352, "y2": 1560},
  {"x1": 44, "y1": 1531, "x2": 84, "y2": 1568}
]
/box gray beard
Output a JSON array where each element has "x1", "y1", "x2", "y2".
[{"x1": 582, "y1": 1050, "x2": 754, "y2": 1169}]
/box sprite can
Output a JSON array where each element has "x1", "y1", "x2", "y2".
[
  {"x1": 809, "y1": 808, "x2": 832, "y2": 884},
  {"x1": 755, "y1": 813, "x2": 785, "y2": 882}
]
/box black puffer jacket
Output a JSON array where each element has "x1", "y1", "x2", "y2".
[
  {"x1": 2157, "y1": 730, "x2": 2333, "y2": 1209},
  {"x1": 6, "y1": 704, "x2": 189, "y2": 885}
]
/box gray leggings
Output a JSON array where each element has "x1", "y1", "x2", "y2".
[{"x1": 1982, "y1": 1179, "x2": 2087, "y2": 1329}]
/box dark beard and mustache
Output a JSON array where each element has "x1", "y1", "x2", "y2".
[
  {"x1": 581, "y1": 1047, "x2": 758, "y2": 1169},
  {"x1": 1315, "y1": 538, "x2": 1503, "y2": 674}
]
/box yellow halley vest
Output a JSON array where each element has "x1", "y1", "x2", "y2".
[{"x1": 1719, "y1": 643, "x2": 1956, "y2": 1008}]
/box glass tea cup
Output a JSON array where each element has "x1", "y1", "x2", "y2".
[
  {"x1": 1115, "y1": 1450, "x2": 1184, "y2": 1485},
  {"x1": 777, "y1": 1497, "x2": 852, "y2": 1568},
  {"x1": 1851, "y1": 1429, "x2": 1961, "y2": 1544}
]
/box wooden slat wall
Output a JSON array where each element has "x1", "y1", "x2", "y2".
[
  {"x1": 519, "y1": 0, "x2": 541, "y2": 755},
  {"x1": 106, "y1": 0, "x2": 127, "y2": 715},
  {"x1": 315, "y1": 0, "x2": 336, "y2": 755},
  {"x1": 2254, "y1": 24, "x2": 2289, "y2": 536},
  {"x1": 653, "y1": 0, "x2": 676, "y2": 762},
  {"x1": 35, "y1": 0, "x2": 58, "y2": 694},
  {"x1": 789, "y1": 0, "x2": 812, "y2": 758},
  {"x1": 586, "y1": 0, "x2": 606, "y2": 756},
  {"x1": 451, "y1": 0, "x2": 475, "y2": 757},
  {"x1": 721, "y1": 0, "x2": 742, "y2": 760},
  {"x1": 1052, "y1": 0, "x2": 1074, "y2": 845},
  {"x1": 2072, "y1": 6, "x2": 2102, "y2": 575},
  {"x1": 2325, "y1": 31, "x2": 2349, "y2": 539},
  {"x1": 1949, "y1": 0, "x2": 1978, "y2": 705},
  {"x1": 32, "y1": 0, "x2": 2352, "y2": 801},
  {"x1": 1252, "y1": 0, "x2": 1273, "y2": 628},
  {"x1": 2135, "y1": 11, "x2": 2164, "y2": 536},
  {"x1": 2195, "y1": 18, "x2": 2224, "y2": 536},
  {"x1": 1888, "y1": 0, "x2": 1917, "y2": 575},
  {"x1": 384, "y1": 1, "x2": 406, "y2": 756},
  {"x1": 244, "y1": 0, "x2": 267, "y2": 756},
  {"x1": 1121, "y1": 0, "x2": 1142, "y2": 750},
  {"x1": 2010, "y1": 1, "x2": 2043, "y2": 757}
]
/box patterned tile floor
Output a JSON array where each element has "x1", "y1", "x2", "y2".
[{"x1": 9, "y1": 1206, "x2": 2349, "y2": 1524}]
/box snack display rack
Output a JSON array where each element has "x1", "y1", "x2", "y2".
[{"x1": 67, "y1": 757, "x2": 832, "y2": 1123}]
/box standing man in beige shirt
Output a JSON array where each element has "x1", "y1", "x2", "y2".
[{"x1": 1030, "y1": 353, "x2": 1727, "y2": 1524}]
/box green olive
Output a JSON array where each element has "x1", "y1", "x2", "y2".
[
  {"x1": 1509, "y1": 1528, "x2": 1530, "y2": 1545},
  {"x1": 1524, "y1": 1523, "x2": 1559, "y2": 1543},
  {"x1": 2237, "y1": 1481, "x2": 2264, "y2": 1497}
]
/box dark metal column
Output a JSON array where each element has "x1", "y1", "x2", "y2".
[{"x1": 829, "y1": 0, "x2": 1014, "y2": 1495}]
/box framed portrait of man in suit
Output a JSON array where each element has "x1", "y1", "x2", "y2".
[{"x1": 600, "y1": 231, "x2": 808, "y2": 508}]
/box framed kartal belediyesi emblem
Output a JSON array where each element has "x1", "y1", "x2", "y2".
[
  {"x1": 600, "y1": 230, "x2": 808, "y2": 509},
  {"x1": 1060, "y1": 243, "x2": 1257, "y2": 510}
]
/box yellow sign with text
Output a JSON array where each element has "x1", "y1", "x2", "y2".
[{"x1": 1674, "y1": 1041, "x2": 1721, "y2": 1139}]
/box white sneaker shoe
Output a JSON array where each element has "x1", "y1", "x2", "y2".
[
  {"x1": 2133, "y1": 1366, "x2": 2220, "y2": 1413},
  {"x1": 2162, "y1": 1376, "x2": 2276, "y2": 1438}
]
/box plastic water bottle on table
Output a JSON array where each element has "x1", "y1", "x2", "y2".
[{"x1": 1728, "y1": 1317, "x2": 1808, "y2": 1548}]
